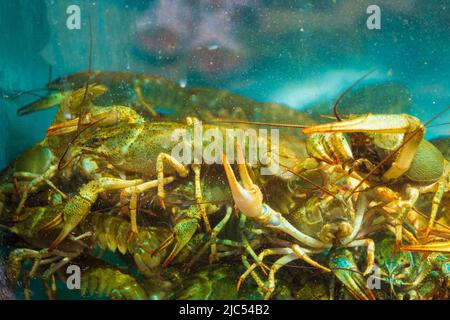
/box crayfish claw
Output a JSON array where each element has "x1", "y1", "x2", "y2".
[
  {"x1": 329, "y1": 249, "x2": 376, "y2": 300},
  {"x1": 222, "y1": 144, "x2": 263, "y2": 219}
]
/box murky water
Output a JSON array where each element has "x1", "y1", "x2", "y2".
[{"x1": 1, "y1": 0, "x2": 449, "y2": 300}]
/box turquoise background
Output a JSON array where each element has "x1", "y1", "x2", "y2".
[{"x1": 1, "y1": 0, "x2": 449, "y2": 169}]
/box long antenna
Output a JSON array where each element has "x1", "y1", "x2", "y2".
[
  {"x1": 57, "y1": 116, "x2": 107, "y2": 170},
  {"x1": 427, "y1": 122, "x2": 450, "y2": 128},
  {"x1": 3, "y1": 89, "x2": 48, "y2": 100},
  {"x1": 76, "y1": 15, "x2": 93, "y2": 136},
  {"x1": 211, "y1": 119, "x2": 309, "y2": 128},
  {"x1": 3, "y1": 65, "x2": 54, "y2": 101},
  {"x1": 333, "y1": 69, "x2": 376, "y2": 121},
  {"x1": 58, "y1": 16, "x2": 94, "y2": 171},
  {"x1": 211, "y1": 69, "x2": 377, "y2": 129}
]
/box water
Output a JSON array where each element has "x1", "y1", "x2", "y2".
[
  {"x1": 0, "y1": 0, "x2": 449, "y2": 300},
  {"x1": 1, "y1": 1, "x2": 449, "y2": 169}
]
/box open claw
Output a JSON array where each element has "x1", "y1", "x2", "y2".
[
  {"x1": 259, "y1": 262, "x2": 270, "y2": 275},
  {"x1": 222, "y1": 144, "x2": 263, "y2": 219},
  {"x1": 329, "y1": 249, "x2": 376, "y2": 300},
  {"x1": 17, "y1": 92, "x2": 65, "y2": 116},
  {"x1": 153, "y1": 212, "x2": 199, "y2": 267},
  {"x1": 18, "y1": 84, "x2": 107, "y2": 117},
  {"x1": 161, "y1": 236, "x2": 191, "y2": 267},
  {"x1": 49, "y1": 178, "x2": 143, "y2": 251},
  {"x1": 165, "y1": 218, "x2": 198, "y2": 266},
  {"x1": 224, "y1": 146, "x2": 326, "y2": 249}
]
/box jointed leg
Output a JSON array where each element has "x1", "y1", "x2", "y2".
[
  {"x1": 192, "y1": 164, "x2": 212, "y2": 234},
  {"x1": 265, "y1": 253, "x2": 300, "y2": 299},
  {"x1": 44, "y1": 274, "x2": 57, "y2": 300},
  {"x1": 156, "y1": 153, "x2": 189, "y2": 209},
  {"x1": 70, "y1": 231, "x2": 92, "y2": 243},
  {"x1": 187, "y1": 207, "x2": 233, "y2": 267},
  {"x1": 381, "y1": 213, "x2": 420, "y2": 244},
  {"x1": 241, "y1": 255, "x2": 267, "y2": 297},
  {"x1": 239, "y1": 213, "x2": 268, "y2": 273},
  {"x1": 43, "y1": 257, "x2": 71, "y2": 279},
  {"x1": 49, "y1": 177, "x2": 145, "y2": 250},
  {"x1": 208, "y1": 206, "x2": 231, "y2": 262},
  {"x1": 386, "y1": 184, "x2": 420, "y2": 249},
  {"x1": 424, "y1": 179, "x2": 446, "y2": 240},
  {"x1": 345, "y1": 238, "x2": 375, "y2": 275},
  {"x1": 237, "y1": 248, "x2": 293, "y2": 291},
  {"x1": 291, "y1": 244, "x2": 331, "y2": 272},
  {"x1": 397, "y1": 198, "x2": 419, "y2": 248},
  {"x1": 120, "y1": 177, "x2": 175, "y2": 236},
  {"x1": 7, "y1": 248, "x2": 70, "y2": 299},
  {"x1": 14, "y1": 170, "x2": 67, "y2": 214}
]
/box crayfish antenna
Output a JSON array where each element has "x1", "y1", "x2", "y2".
[
  {"x1": 333, "y1": 69, "x2": 376, "y2": 121},
  {"x1": 57, "y1": 16, "x2": 94, "y2": 171}
]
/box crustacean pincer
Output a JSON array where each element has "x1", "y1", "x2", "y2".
[
  {"x1": 376, "y1": 237, "x2": 449, "y2": 299},
  {"x1": 3, "y1": 203, "x2": 88, "y2": 299},
  {"x1": 0, "y1": 143, "x2": 67, "y2": 219},
  {"x1": 222, "y1": 144, "x2": 376, "y2": 299},
  {"x1": 302, "y1": 111, "x2": 450, "y2": 247},
  {"x1": 44, "y1": 118, "x2": 218, "y2": 253}
]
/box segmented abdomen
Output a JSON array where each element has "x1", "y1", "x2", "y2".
[
  {"x1": 86, "y1": 214, "x2": 170, "y2": 275},
  {"x1": 81, "y1": 266, "x2": 147, "y2": 300}
]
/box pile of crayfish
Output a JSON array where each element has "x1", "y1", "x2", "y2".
[{"x1": 0, "y1": 71, "x2": 449, "y2": 300}]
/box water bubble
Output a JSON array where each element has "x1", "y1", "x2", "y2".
[{"x1": 207, "y1": 43, "x2": 219, "y2": 51}]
